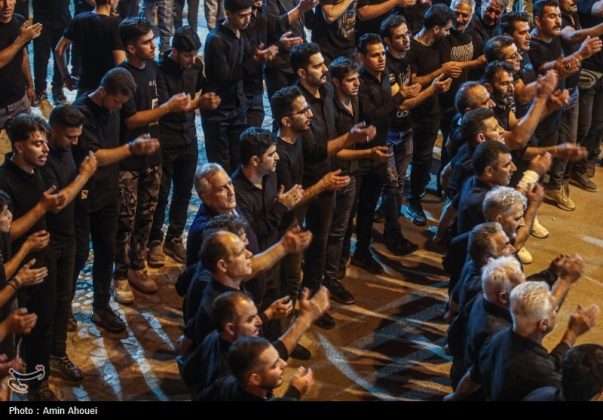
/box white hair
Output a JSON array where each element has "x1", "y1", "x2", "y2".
[
  {"x1": 510, "y1": 281, "x2": 554, "y2": 329},
  {"x1": 482, "y1": 255, "x2": 524, "y2": 302},
  {"x1": 451, "y1": 0, "x2": 476, "y2": 12},
  {"x1": 194, "y1": 162, "x2": 226, "y2": 196},
  {"x1": 483, "y1": 186, "x2": 527, "y2": 221},
  {"x1": 483, "y1": 0, "x2": 508, "y2": 10}
]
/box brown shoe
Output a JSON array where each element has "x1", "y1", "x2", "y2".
[{"x1": 127, "y1": 269, "x2": 158, "y2": 294}]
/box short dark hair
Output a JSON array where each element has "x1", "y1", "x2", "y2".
[
  {"x1": 423, "y1": 3, "x2": 454, "y2": 29},
  {"x1": 227, "y1": 336, "x2": 272, "y2": 383},
  {"x1": 240, "y1": 127, "x2": 276, "y2": 166},
  {"x1": 498, "y1": 11, "x2": 530, "y2": 37},
  {"x1": 290, "y1": 43, "x2": 321, "y2": 74},
  {"x1": 460, "y1": 108, "x2": 495, "y2": 141},
  {"x1": 380, "y1": 13, "x2": 407, "y2": 39},
  {"x1": 358, "y1": 33, "x2": 382, "y2": 55},
  {"x1": 5, "y1": 113, "x2": 49, "y2": 145},
  {"x1": 472, "y1": 139, "x2": 510, "y2": 175},
  {"x1": 213, "y1": 291, "x2": 254, "y2": 332},
  {"x1": 481, "y1": 60, "x2": 514, "y2": 85},
  {"x1": 119, "y1": 16, "x2": 153, "y2": 48},
  {"x1": 205, "y1": 214, "x2": 248, "y2": 237},
  {"x1": 224, "y1": 0, "x2": 253, "y2": 13},
  {"x1": 469, "y1": 222, "x2": 503, "y2": 265},
  {"x1": 455, "y1": 81, "x2": 486, "y2": 113},
  {"x1": 199, "y1": 231, "x2": 232, "y2": 273},
  {"x1": 100, "y1": 67, "x2": 137, "y2": 97},
  {"x1": 329, "y1": 56, "x2": 359, "y2": 81},
  {"x1": 49, "y1": 104, "x2": 85, "y2": 129},
  {"x1": 270, "y1": 86, "x2": 304, "y2": 128},
  {"x1": 485, "y1": 35, "x2": 515, "y2": 62},
  {"x1": 172, "y1": 25, "x2": 201, "y2": 52},
  {"x1": 533, "y1": 0, "x2": 559, "y2": 19},
  {"x1": 561, "y1": 344, "x2": 603, "y2": 401}
]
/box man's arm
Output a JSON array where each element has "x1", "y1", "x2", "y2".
[
  {"x1": 9, "y1": 188, "x2": 65, "y2": 241},
  {"x1": 21, "y1": 49, "x2": 34, "y2": 103},
  {"x1": 55, "y1": 37, "x2": 79, "y2": 90},
  {"x1": 0, "y1": 22, "x2": 41, "y2": 69},
  {"x1": 95, "y1": 135, "x2": 160, "y2": 167},
  {"x1": 357, "y1": 0, "x2": 398, "y2": 20},
  {"x1": 122, "y1": 93, "x2": 191, "y2": 130},
  {"x1": 321, "y1": 0, "x2": 356, "y2": 23}
]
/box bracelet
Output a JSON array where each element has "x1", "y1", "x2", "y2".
[{"x1": 7, "y1": 278, "x2": 20, "y2": 291}]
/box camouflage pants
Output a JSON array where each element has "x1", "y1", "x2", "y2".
[{"x1": 114, "y1": 165, "x2": 161, "y2": 278}]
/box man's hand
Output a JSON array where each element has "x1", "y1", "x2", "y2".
[
  {"x1": 254, "y1": 43, "x2": 279, "y2": 63},
  {"x1": 280, "y1": 224, "x2": 313, "y2": 254},
  {"x1": 277, "y1": 184, "x2": 304, "y2": 210},
  {"x1": 319, "y1": 169, "x2": 350, "y2": 191},
  {"x1": 18, "y1": 21, "x2": 43, "y2": 43},
  {"x1": 554, "y1": 57, "x2": 581, "y2": 79},
  {"x1": 14, "y1": 259, "x2": 48, "y2": 288},
  {"x1": 130, "y1": 134, "x2": 160, "y2": 156},
  {"x1": 441, "y1": 62, "x2": 462, "y2": 79},
  {"x1": 536, "y1": 70, "x2": 558, "y2": 98},
  {"x1": 528, "y1": 152, "x2": 553, "y2": 177},
  {"x1": 23, "y1": 230, "x2": 50, "y2": 253},
  {"x1": 4, "y1": 308, "x2": 37, "y2": 336},
  {"x1": 556, "y1": 253, "x2": 585, "y2": 284},
  {"x1": 370, "y1": 146, "x2": 393, "y2": 163},
  {"x1": 79, "y1": 152, "x2": 98, "y2": 178},
  {"x1": 348, "y1": 121, "x2": 377, "y2": 144},
  {"x1": 168, "y1": 92, "x2": 192, "y2": 112},
  {"x1": 578, "y1": 35, "x2": 602, "y2": 60},
  {"x1": 26, "y1": 85, "x2": 35, "y2": 104},
  {"x1": 298, "y1": 286, "x2": 330, "y2": 322},
  {"x1": 553, "y1": 143, "x2": 587, "y2": 161},
  {"x1": 290, "y1": 366, "x2": 314, "y2": 397},
  {"x1": 431, "y1": 74, "x2": 452, "y2": 93},
  {"x1": 265, "y1": 296, "x2": 293, "y2": 320},
  {"x1": 64, "y1": 75, "x2": 79, "y2": 91},
  {"x1": 547, "y1": 89, "x2": 570, "y2": 110},
  {"x1": 40, "y1": 185, "x2": 67, "y2": 213},
  {"x1": 198, "y1": 92, "x2": 221, "y2": 110},
  {"x1": 401, "y1": 83, "x2": 421, "y2": 98},
  {"x1": 567, "y1": 304, "x2": 599, "y2": 337},
  {"x1": 298, "y1": 0, "x2": 319, "y2": 13},
  {"x1": 0, "y1": 354, "x2": 23, "y2": 379},
  {"x1": 525, "y1": 182, "x2": 544, "y2": 206},
  {"x1": 279, "y1": 31, "x2": 303, "y2": 51}
]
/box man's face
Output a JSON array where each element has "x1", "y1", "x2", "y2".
[
  {"x1": 51, "y1": 125, "x2": 82, "y2": 151},
  {"x1": 362, "y1": 42, "x2": 386, "y2": 74},
  {"x1": 202, "y1": 171, "x2": 237, "y2": 213},
  {"x1": 497, "y1": 201, "x2": 525, "y2": 239},
  {"x1": 537, "y1": 6, "x2": 562, "y2": 37},
  {"x1": 103, "y1": 91, "x2": 131, "y2": 111},
  {"x1": 334, "y1": 70, "x2": 360, "y2": 97},
  {"x1": 468, "y1": 85, "x2": 496, "y2": 110},
  {"x1": 481, "y1": 116, "x2": 505, "y2": 142},
  {"x1": 491, "y1": 69, "x2": 515, "y2": 107},
  {"x1": 258, "y1": 144, "x2": 279, "y2": 175},
  {"x1": 302, "y1": 53, "x2": 328, "y2": 87},
  {"x1": 16, "y1": 130, "x2": 49, "y2": 168},
  {"x1": 227, "y1": 7, "x2": 253, "y2": 30},
  {"x1": 285, "y1": 95, "x2": 313, "y2": 133},
  {"x1": 254, "y1": 346, "x2": 287, "y2": 390},
  {"x1": 501, "y1": 43, "x2": 523, "y2": 73},
  {"x1": 233, "y1": 299, "x2": 262, "y2": 338},
  {"x1": 0, "y1": 0, "x2": 15, "y2": 23},
  {"x1": 223, "y1": 233, "x2": 253, "y2": 279},
  {"x1": 386, "y1": 23, "x2": 411, "y2": 53},
  {"x1": 490, "y1": 152, "x2": 517, "y2": 186},
  {"x1": 173, "y1": 49, "x2": 198, "y2": 69},
  {"x1": 490, "y1": 229, "x2": 515, "y2": 257},
  {"x1": 512, "y1": 20, "x2": 532, "y2": 51},
  {"x1": 452, "y1": 2, "x2": 474, "y2": 32},
  {"x1": 130, "y1": 30, "x2": 156, "y2": 61},
  {"x1": 0, "y1": 205, "x2": 12, "y2": 234},
  {"x1": 434, "y1": 20, "x2": 453, "y2": 40},
  {"x1": 481, "y1": 0, "x2": 504, "y2": 26},
  {"x1": 559, "y1": 0, "x2": 577, "y2": 14}
]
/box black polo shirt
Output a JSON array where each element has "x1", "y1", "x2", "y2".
[
  {"x1": 333, "y1": 94, "x2": 359, "y2": 176},
  {"x1": 466, "y1": 14, "x2": 496, "y2": 64},
  {"x1": 452, "y1": 175, "x2": 492, "y2": 235},
  {"x1": 72, "y1": 95, "x2": 121, "y2": 213},
  {"x1": 385, "y1": 51, "x2": 413, "y2": 133},
  {"x1": 275, "y1": 137, "x2": 304, "y2": 229},
  {"x1": 231, "y1": 168, "x2": 287, "y2": 250},
  {"x1": 470, "y1": 328, "x2": 568, "y2": 400},
  {"x1": 452, "y1": 257, "x2": 482, "y2": 311},
  {"x1": 0, "y1": 14, "x2": 27, "y2": 108},
  {"x1": 0, "y1": 158, "x2": 47, "y2": 267},
  {"x1": 407, "y1": 37, "x2": 442, "y2": 117}
]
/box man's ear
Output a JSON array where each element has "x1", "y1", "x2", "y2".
[
  {"x1": 248, "y1": 371, "x2": 262, "y2": 387},
  {"x1": 296, "y1": 68, "x2": 307, "y2": 81},
  {"x1": 216, "y1": 258, "x2": 228, "y2": 274},
  {"x1": 476, "y1": 133, "x2": 486, "y2": 144},
  {"x1": 537, "y1": 318, "x2": 549, "y2": 332},
  {"x1": 483, "y1": 82, "x2": 493, "y2": 94}
]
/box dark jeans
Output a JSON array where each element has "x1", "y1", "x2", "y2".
[
  {"x1": 300, "y1": 190, "x2": 336, "y2": 291},
  {"x1": 32, "y1": 20, "x2": 66, "y2": 94},
  {"x1": 410, "y1": 114, "x2": 440, "y2": 199},
  {"x1": 201, "y1": 112, "x2": 246, "y2": 174},
  {"x1": 150, "y1": 142, "x2": 197, "y2": 245},
  {"x1": 244, "y1": 93, "x2": 265, "y2": 128},
  {"x1": 74, "y1": 203, "x2": 119, "y2": 310},
  {"x1": 119, "y1": 0, "x2": 140, "y2": 19},
  {"x1": 553, "y1": 87, "x2": 579, "y2": 187},
  {"x1": 576, "y1": 76, "x2": 603, "y2": 175},
  {"x1": 173, "y1": 0, "x2": 200, "y2": 29},
  {"x1": 325, "y1": 176, "x2": 356, "y2": 281},
  {"x1": 48, "y1": 237, "x2": 76, "y2": 357},
  {"x1": 384, "y1": 129, "x2": 413, "y2": 207}
]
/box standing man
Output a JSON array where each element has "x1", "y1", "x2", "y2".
[
  {"x1": 140, "y1": 0, "x2": 174, "y2": 53},
  {"x1": 312, "y1": 0, "x2": 358, "y2": 63}
]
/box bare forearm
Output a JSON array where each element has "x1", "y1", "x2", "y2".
[
  {"x1": 400, "y1": 85, "x2": 436, "y2": 111},
  {"x1": 123, "y1": 103, "x2": 172, "y2": 130},
  {"x1": 55, "y1": 39, "x2": 71, "y2": 80},
  {"x1": 358, "y1": 0, "x2": 397, "y2": 20},
  {"x1": 59, "y1": 174, "x2": 93, "y2": 206},
  {"x1": 4, "y1": 245, "x2": 29, "y2": 279},
  {"x1": 515, "y1": 80, "x2": 537, "y2": 105},
  {"x1": 298, "y1": 181, "x2": 325, "y2": 207},
  {"x1": 248, "y1": 242, "x2": 286, "y2": 279},
  {"x1": 326, "y1": 132, "x2": 355, "y2": 156},
  {"x1": 113, "y1": 50, "x2": 126, "y2": 65},
  {"x1": 22, "y1": 50, "x2": 33, "y2": 88},
  {"x1": 0, "y1": 39, "x2": 26, "y2": 69},
  {"x1": 336, "y1": 148, "x2": 372, "y2": 160},
  {"x1": 322, "y1": 0, "x2": 355, "y2": 22},
  {"x1": 10, "y1": 204, "x2": 46, "y2": 241},
  {"x1": 278, "y1": 314, "x2": 313, "y2": 354},
  {"x1": 95, "y1": 144, "x2": 132, "y2": 167},
  {"x1": 415, "y1": 69, "x2": 444, "y2": 88},
  {"x1": 513, "y1": 202, "x2": 539, "y2": 249},
  {"x1": 504, "y1": 98, "x2": 546, "y2": 149}
]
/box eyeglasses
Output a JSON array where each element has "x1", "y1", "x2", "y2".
[{"x1": 288, "y1": 106, "x2": 312, "y2": 117}]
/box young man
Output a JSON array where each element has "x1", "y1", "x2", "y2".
[
  {"x1": 139, "y1": 0, "x2": 174, "y2": 53},
  {"x1": 149, "y1": 26, "x2": 220, "y2": 265},
  {"x1": 312, "y1": 0, "x2": 358, "y2": 63}
]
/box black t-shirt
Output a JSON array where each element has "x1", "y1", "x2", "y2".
[
  {"x1": 72, "y1": 95, "x2": 121, "y2": 212},
  {"x1": 32, "y1": 0, "x2": 71, "y2": 25},
  {"x1": 577, "y1": 0, "x2": 603, "y2": 71},
  {"x1": 63, "y1": 12, "x2": 124, "y2": 92},
  {"x1": 118, "y1": 60, "x2": 162, "y2": 170},
  {"x1": 333, "y1": 94, "x2": 359, "y2": 175},
  {"x1": 385, "y1": 51, "x2": 413, "y2": 132},
  {"x1": 439, "y1": 29, "x2": 474, "y2": 112},
  {"x1": 275, "y1": 137, "x2": 304, "y2": 228},
  {"x1": 0, "y1": 14, "x2": 27, "y2": 108},
  {"x1": 38, "y1": 148, "x2": 77, "y2": 241},
  {"x1": 516, "y1": 50, "x2": 537, "y2": 117},
  {"x1": 356, "y1": 0, "x2": 390, "y2": 37},
  {"x1": 312, "y1": 0, "x2": 358, "y2": 59},
  {"x1": 407, "y1": 37, "x2": 442, "y2": 116},
  {"x1": 562, "y1": 13, "x2": 582, "y2": 89}
]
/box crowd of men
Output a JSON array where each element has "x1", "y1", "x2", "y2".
[{"x1": 0, "y1": 0, "x2": 602, "y2": 402}]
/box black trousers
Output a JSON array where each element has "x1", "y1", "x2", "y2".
[
  {"x1": 118, "y1": 0, "x2": 140, "y2": 19},
  {"x1": 410, "y1": 114, "x2": 441, "y2": 200},
  {"x1": 149, "y1": 142, "x2": 198, "y2": 245},
  {"x1": 32, "y1": 19, "x2": 65, "y2": 95},
  {"x1": 201, "y1": 112, "x2": 246, "y2": 174},
  {"x1": 48, "y1": 237, "x2": 75, "y2": 357},
  {"x1": 74, "y1": 203, "x2": 118, "y2": 310}
]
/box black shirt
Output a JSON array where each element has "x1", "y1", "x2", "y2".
[
  {"x1": 452, "y1": 175, "x2": 492, "y2": 235},
  {"x1": 275, "y1": 137, "x2": 304, "y2": 229},
  {"x1": 516, "y1": 50, "x2": 537, "y2": 117},
  {"x1": 356, "y1": 0, "x2": 390, "y2": 37},
  {"x1": 466, "y1": 14, "x2": 495, "y2": 68},
  {"x1": 561, "y1": 13, "x2": 582, "y2": 89},
  {"x1": 118, "y1": 60, "x2": 162, "y2": 170},
  {"x1": 439, "y1": 29, "x2": 474, "y2": 113},
  {"x1": 312, "y1": 0, "x2": 358, "y2": 60},
  {"x1": 72, "y1": 95, "x2": 121, "y2": 212},
  {"x1": 265, "y1": 0, "x2": 310, "y2": 74},
  {"x1": 385, "y1": 51, "x2": 413, "y2": 133},
  {"x1": 63, "y1": 12, "x2": 124, "y2": 93},
  {"x1": 157, "y1": 51, "x2": 205, "y2": 148},
  {"x1": 0, "y1": 14, "x2": 27, "y2": 108},
  {"x1": 448, "y1": 142, "x2": 475, "y2": 200},
  {"x1": 577, "y1": 0, "x2": 603, "y2": 71},
  {"x1": 332, "y1": 94, "x2": 359, "y2": 176},
  {"x1": 38, "y1": 147, "x2": 77, "y2": 241},
  {"x1": 244, "y1": 7, "x2": 269, "y2": 96},
  {"x1": 199, "y1": 375, "x2": 302, "y2": 401},
  {"x1": 452, "y1": 257, "x2": 482, "y2": 311},
  {"x1": 470, "y1": 328, "x2": 569, "y2": 401},
  {"x1": 32, "y1": 0, "x2": 71, "y2": 25},
  {"x1": 407, "y1": 37, "x2": 442, "y2": 117}
]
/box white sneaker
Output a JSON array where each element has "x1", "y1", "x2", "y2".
[
  {"x1": 113, "y1": 279, "x2": 135, "y2": 305},
  {"x1": 531, "y1": 216, "x2": 549, "y2": 239},
  {"x1": 517, "y1": 247, "x2": 533, "y2": 264}
]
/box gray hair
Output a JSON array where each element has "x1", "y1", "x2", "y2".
[
  {"x1": 510, "y1": 281, "x2": 554, "y2": 329},
  {"x1": 482, "y1": 255, "x2": 524, "y2": 302},
  {"x1": 194, "y1": 163, "x2": 227, "y2": 197},
  {"x1": 451, "y1": 0, "x2": 476, "y2": 12},
  {"x1": 483, "y1": 186, "x2": 527, "y2": 221},
  {"x1": 483, "y1": 0, "x2": 509, "y2": 10}
]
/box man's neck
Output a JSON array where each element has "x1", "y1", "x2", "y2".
[
  {"x1": 10, "y1": 155, "x2": 34, "y2": 174},
  {"x1": 214, "y1": 273, "x2": 242, "y2": 290},
  {"x1": 126, "y1": 56, "x2": 146, "y2": 70},
  {"x1": 95, "y1": 4, "x2": 112, "y2": 15},
  {"x1": 242, "y1": 384, "x2": 269, "y2": 399},
  {"x1": 513, "y1": 326, "x2": 545, "y2": 345},
  {"x1": 277, "y1": 129, "x2": 298, "y2": 145},
  {"x1": 89, "y1": 89, "x2": 105, "y2": 109},
  {"x1": 335, "y1": 90, "x2": 353, "y2": 107},
  {"x1": 387, "y1": 46, "x2": 406, "y2": 60},
  {"x1": 364, "y1": 66, "x2": 381, "y2": 81},
  {"x1": 223, "y1": 19, "x2": 240, "y2": 38},
  {"x1": 532, "y1": 28, "x2": 554, "y2": 43},
  {"x1": 242, "y1": 165, "x2": 264, "y2": 188},
  {"x1": 300, "y1": 79, "x2": 320, "y2": 98},
  {"x1": 416, "y1": 28, "x2": 436, "y2": 46}
]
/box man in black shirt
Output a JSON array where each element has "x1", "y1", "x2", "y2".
[
  {"x1": 149, "y1": 26, "x2": 220, "y2": 265},
  {"x1": 312, "y1": 0, "x2": 358, "y2": 63},
  {"x1": 465, "y1": 0, "x2": 506, "y2": 78},
  {"x1": 72, "y1": 68, "x2": 159, "y2": 332},
  {"x1": 139, "y1": 0, "x2": 174, "y2": 53}
]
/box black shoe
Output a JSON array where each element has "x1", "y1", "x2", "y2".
[
  {"x1": 67, "y1": 312, "x2": 77, "y2": 332},
  {"x1": 314, "y1": 312, "x2": 336, "y2": 330},
  {"x1": 351, "y1": 250, "x2": 384, "y2": 275},
  {"x1": 290, "y1": 344, "x2": 312, "y2": 360},
  {"x1": 51, "y1": 88, "x2": 67, "y2": 105},
  {"x1": 163, "y1": 237, "x2": 186, "y2": 264},
  {"x1": 570, "y1": 172, "x2": 598, "y2": 192},
  {"x1": 92, "y1": 306, "x2": 127, "y2": 333},
  {"x1": 32, "y1": 92, "x2": 47, "y2": 107},
  {"x1": 50, "y1": 355, "x2": 83, "y2": 381},
  {"x1": 324, "y1": 279, "x2": 355, "y2": 305},
  {"x1": 384, "y1": 235, "x2": 419, "y2": 256},
  {"x1": 405, "y1": 199, "x2": 427, "y2": 226},
  {"x1": 28, "y1": 381, "x2": 59, "y2": 401}
]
